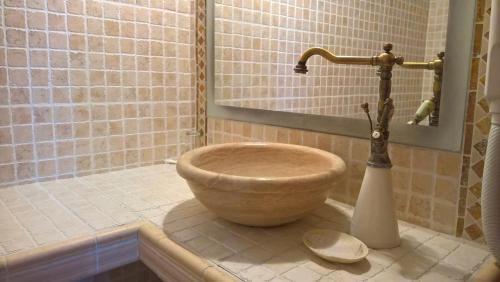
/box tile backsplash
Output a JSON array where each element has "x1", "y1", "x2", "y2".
[
  {"x1": 202, "y1": 0, "x2": 492, "y2": 241},
  {"x1": 207, "y1": 117, "x2": 462, "y2": 235},
  {"x1": 0, "y1": 0, "x2": 196, "y2": 187},
  {"x1": 213, "y1": 0, "x2": 448, "y2": 123}
]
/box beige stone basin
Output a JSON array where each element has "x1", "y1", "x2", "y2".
[{"x1": 176, "y1": 142, "x2": 346, "y2": 227}]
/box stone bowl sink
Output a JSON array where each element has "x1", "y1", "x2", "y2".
[{"x1": 176, "y1": 142, "x2": 346, "y2": 227}]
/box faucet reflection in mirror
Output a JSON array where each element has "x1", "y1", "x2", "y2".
[
  {"x1": 294, "y1": 44, "x2": 403, "y2": 249},
  {"x1": 401, "y1": 52, "x2": 445, "y2": 126}
]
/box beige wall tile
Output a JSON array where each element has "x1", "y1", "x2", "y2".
[
  {"x1": 6, "y1": 29, "x2": 27, "y2": 47},
  {"x1": 0, "y1": 0, "x2": 196, "y2": 186},
  {"x1": 13, "y1": 125, "x2": 33, "y2": 144},
  {"x1": 37, "y1": 160, "x2": 56, "y2": 177},
  {"x1": 12, "y1": 107, "x2": 32, "y2": 125},
  {"x1": 411, "y1": 172, "x2": 434, "y2": 195},
  {"x1": 36, "y1": 142, "x2": 54, "y2": 159},
  {"x1": 30, "y1": 50, "x2": 48, "y2": 67},
  {"x1": 10, "y1": 88, "x2": 30, "y2": 105},
  {"x1": 31, "y1": 69, "x2": 49, "y2": 86},
  {"x1": 0, "y1": 146, "x2": 15, "y2": 164},
  {"x1": 17, "y1": 162, "x2": 36, "y2": 180},
  {"x1": 0, "y1": 128, "x2": 13, "y2": 145},
  {"x1": 434, "y1": 177, "x2": 459, "y2": 204},
  {"x1": 436, "y1": 152, "x2": 461, "y2": 177},
  {"x1": 68, "y1": 16, "x2": 85, "y2": 33},
  {"x1": 27, "y1": 11, "x2": 47, "y2": 30},
  {"x1": 433, "y1": 202, "x2": 456, "y2": 226},
  {"x1": 412, "y1": 148, "x2": 436, "y2": 172},
  {"x1": 9, "y1": 69, "x2": 30, "y2": 86},
  {"x1": 5, "y1": 9, "x2": 26, "y2": 28},
  {"x1": 34, "y1": 124, "x2": 54, "y2": 142},
  {"x1": 27, "y1": 0, "x2": 45, "y2": 9},
  {"x1": 0, "y1": 164, "x2": 16, "y2": 183},
  {"x1": 7, "y1": 49, "x2": 27, "y2": 67},
  {"x1": 67, "y1": 0, "x2": 84, "y2": 14},
  {"x1": 409, "y1": 195, "x2": 432, "y2": 219},
  {"x1": 392, "y1": 168, "x2": 411, "y2": 192},
  {"x1": 48, "y1": 13, "x2": 66, "y2": 31},
  {"x1": 47, "y1": 0, "x2": 65, "y2": 12},
  {"x1": 0, "y1": 109, "x2": 11, "y2": 126}
]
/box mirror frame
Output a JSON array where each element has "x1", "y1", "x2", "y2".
[{"x1": 207, "y1": 0, "x2": 476, "y2": 152}]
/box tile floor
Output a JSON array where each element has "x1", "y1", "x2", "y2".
[{"x1": 0, "y1": 165, "x2": 492, "y2": 281}]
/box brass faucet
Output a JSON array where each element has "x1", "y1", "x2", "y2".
[
  {"x1": 399, "y1": 52, "x2": 445, "y2": 126},
  {"x1": 294, "y1": 44, "x2": 404, "y2": 168}
]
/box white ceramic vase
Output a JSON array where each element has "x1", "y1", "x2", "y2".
[{"x1": 351, "y1": 166, "x2": 400, "y2": 249}]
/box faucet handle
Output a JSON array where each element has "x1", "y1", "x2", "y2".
[
  {"x1": 361, "y1": 102, "x2": 369, "y2": 112},
  {"x1": 395, "y1": 56, "x2": 404, "y2": 65},
  {"x1": 382, "y1": 43, "x2": 404, "y2": 65},
  {"x1": 360, "y1": 103, "x2": 373, "y2": 134},
  {"x1": 383, "y1": 43, "x2": 393, "y2": 53}
]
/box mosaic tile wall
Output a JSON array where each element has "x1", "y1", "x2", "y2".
[
  {"x1": 200, "y1": 0, "x2": 492, "y2": 239},
  {"x1": 0, "y1": 0, "x2": 197, "y2": 187},
  {"x1": 213, "y1": 0, "x2": 443, "y2": 123}
]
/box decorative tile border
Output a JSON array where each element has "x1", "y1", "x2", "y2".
[
  {"x1": 195, "y1": 0, "x2": 207, "y2": 147},
  {"x1": 458, "y1": 0, "x2": 491, "y2": 242}
]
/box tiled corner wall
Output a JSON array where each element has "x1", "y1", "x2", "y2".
[
  {"x1": 199, "y1": 0, "x2": 492, "y2": 240},
  {"x1": 213, "y1": 0, "x2": 442, "y2": 123},
  {"x1": 0, "y1": 0, "x2": 197, "y2": 187}
]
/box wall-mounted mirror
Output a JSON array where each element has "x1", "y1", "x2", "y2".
[{"x1": 207, "y1": 0, "x2": 475, "y2": 151}]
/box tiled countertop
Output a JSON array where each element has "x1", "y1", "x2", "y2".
[{"x1": 0, "y1": 164, "x2": 492, "y2": 281}]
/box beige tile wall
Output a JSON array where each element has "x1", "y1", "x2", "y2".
[
  {"x1": 0, "y1": 0, "x2": 196, "y2": 187},
  {"x1": 213, "y1": 0, "x2": 442, "y2": 123},
  {"x1": 207, "y1": 117, "x2": 462, "y2": 235}
]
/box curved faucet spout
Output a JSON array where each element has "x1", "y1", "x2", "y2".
[{"x1": 293, "y1": 47, "x2": 376, "y2": 74}]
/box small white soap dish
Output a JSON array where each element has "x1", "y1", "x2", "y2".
[{"x1": 303, "y1": 229, "x2": 369, "y2": 263}]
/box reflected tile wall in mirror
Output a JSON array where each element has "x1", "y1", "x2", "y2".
[{"x1": 214, "y1": 0, "x2": 449, "y2": 124}]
